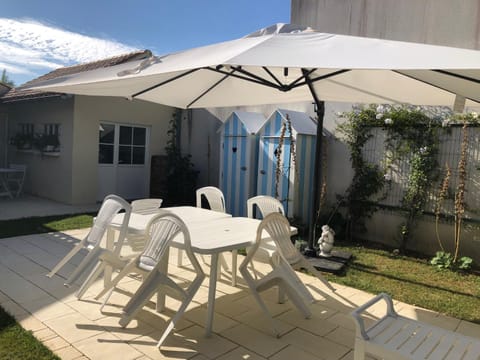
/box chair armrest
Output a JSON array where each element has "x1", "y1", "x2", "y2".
[{"x1": 350, "y1": 293, "x2": 397, "y2": 340}]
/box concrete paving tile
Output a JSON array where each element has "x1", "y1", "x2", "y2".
[
  {"x1": 65, "y1": 297, "x2": 108, "y2": 321},
  {"x1": 44, "y1": 312, "x2": 107, "y2": 344},
  {"x1": 128, "y1": 332, "x2": 197, "y2": 359},
  {"x1": 213, "y1": 295, "x2": 251, "y2": 317},
  {"x1": 233, "y1": 309, "x2": 294, "y2": 337},
  {"x1": 135, "y1": 307, "x2": 194, "y2": 333},
  {"x1": 25, "y1": 272, "x2": 79, "y2": 302},
  {"x1": 17, "y1": 312, "x2": 48, "y2": 332},
  {"x1": 21, "y1": 295, "x2": 77, "y2": 322},
  {"x1": 277, "y1": 308, "x2": 338, "y2": 336},
  {"x1": 96, "y1": 314, "x2": 157, "y2": 341},
  {"x1": 1, "y1": 300, "x2": 29, "y2": 318},
  {"x1": 43, "y1": 335, "x2": 70, "y2": 351},
  {"x1": 270, "y1": 344, "x2": 321, "y2": 360},
  {"x1": 220, "y1": 323, "x2": 288, "y2": 358},
  {"x1": 175, "y1": 324, "x2": 238, "y2": 358},
  {"x1": 184, "y1": 306, "x2": 239, "y2": 333},
  {"x1": 216, "y1": 346, "x2": 267, "y2": 360},
  {"x1": 33, "y1": 327, "x2": 58, "y2": 341},
  {"x1": 73, "y1": 331, "x2": 143, "y2": 360},
  {"x1": 53, "y1": 345, "x2": 85, "y2": 360},
  {"x1": 0, "y1": 264, "x2": 52, "y2": 303},
  {"x1": 232, "y1": 294, "x2": 295, "y2": 318},
  {"x1": 0, "y1": 290, "x2": 10, "y2": 304},
  {"x1": 456, "y1": 320, "x2": 480, "y2": 338},
  {"x1": 426, "y1": 313, "x2": 462, "y2": 331},
  {"x1": 325, "y1": 312, "x2": 356, "y2": 331},
  {"x1": 324, "y1": 326, "x2": 355, "y2": 349},
  {"x1": 281, "y1": 328, "x2": 350, "y2": 360}
]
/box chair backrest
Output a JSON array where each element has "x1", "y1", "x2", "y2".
[
  {"x1": 196, "y1": 186, "x2": 225, "y2": 213},
  {"x1": 131, "y1": 198, "x2": 163, "y2": 214},
  {"x1": 87, "y1": 194, "x2": 131, "y2": 249},
  {"x1": 8, "y1": 164, "x2": 26, "y2": 181},
  {"x1": 247, "y1": 195, "x2": 285, "y2": 219},
  {"x1": 254, "y1": 212, "x2": 299, "y2": 265},
  {"x1": 139, "y1": 213, "x2": 202, "y2": 274}
]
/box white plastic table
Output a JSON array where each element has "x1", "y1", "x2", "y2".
[
  {"x1": 109, "y1": 206, "x2": 297, "y2": 337},
  {"x1": 0, "y1": 168, "x2": 24, "y2": 199}
]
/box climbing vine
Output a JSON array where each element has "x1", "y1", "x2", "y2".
[
  {"x1": 337, "y1": 104, "x2": 439, "y2": 248},
  {"x1": 275, "y1": 114, "x2": 297, "y2": 199}
]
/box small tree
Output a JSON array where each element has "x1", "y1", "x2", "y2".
[{"x1": 1, "y1": 69, "x2": 15, "y2": 87}]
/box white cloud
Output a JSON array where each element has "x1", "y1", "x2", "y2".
[{"x1": 0, "y1": 18, "x2": 138, "y2": 84}]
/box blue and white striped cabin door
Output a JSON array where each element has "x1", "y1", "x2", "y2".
[
  {"x1": 257, "y1": 136, "x2": 292, "y2": 216},
  {"x1": 220, "y1": 134, "x2": 250, "y2": 216}
]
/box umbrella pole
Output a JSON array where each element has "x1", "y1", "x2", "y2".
[{"x1": 303, "y1": 70, "x2": 325, "y2": 256}]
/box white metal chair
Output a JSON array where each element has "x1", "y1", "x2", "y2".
[
  {"x1": 240, "y1": 213, "x2": 314, "y2": 337},
  {"x1": 7, "y1": 164, "x2": 26, "y2": 197},
  {"x1": 46, "y1": 194, "x2": 131, "y2": 289},
  {"x1": 102, "y1": 213, "x2": 204, "y2": 348},
  {"x1": 247, "y1": 195, "x2": 335, "y2": 292},
  {"x1": 131, "y1": 198, "x2": 163, "y2": 214}
]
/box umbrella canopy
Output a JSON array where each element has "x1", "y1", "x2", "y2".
[
  {"x1": 23, "y1": 23, "x2": 480, "y2": 109},
  {"x1": 23, "y1": 23, "x2": 480, "y2": 250}
]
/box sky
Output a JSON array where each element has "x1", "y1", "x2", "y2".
[{"x1": 1, "y1": 0, "x2": 291, "y2": 86}]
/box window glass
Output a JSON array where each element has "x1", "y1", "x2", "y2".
[
  {"x1": 118, "y1": 145, "x2": 132, "y2": 164},
  {"x1": 132, "y1": 147, "x2": 145, "y2": 164},
  {"x1": 99, "y1": 144, "x2": 114, "y2": 164},
  {"x1": 119, "y1": 126, "x2": 132, "y2": 145},
  {"x1": 99, "y1": 124, "x2": 115, "y2": 144},
  {"x1": 133, "y1": 127, "x2": 146, "y2": 145}
]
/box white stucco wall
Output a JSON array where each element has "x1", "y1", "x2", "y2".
[
  {"x1": 291, "y1": 0, "x2": 480, "y2": 50},
  {"x1": 72, "y1": 96, "x2": 173, "y2": 204},
  {"x1": 6, "y1": 97, "x2": 75, "y2": 203}
]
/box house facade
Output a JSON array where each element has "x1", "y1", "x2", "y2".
[{"x1": 1, "y1": 51, "x2": 175, "y2": 205}]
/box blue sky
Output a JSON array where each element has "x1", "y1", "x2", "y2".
[{"x1": 1, "y1": 0, "x2": 291, "y2": 85}]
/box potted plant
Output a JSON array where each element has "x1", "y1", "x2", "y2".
[{"x1": 10, "y1": 133, "x2": 34, "y2": 150}]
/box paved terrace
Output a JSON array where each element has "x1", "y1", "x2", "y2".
[{"x1": 1, "y1": 228, "x2": 479, "y2": 360}]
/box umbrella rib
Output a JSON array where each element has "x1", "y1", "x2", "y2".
[
  {"x1": 186, "y1": 69, "x2": 236, "y2": 108},
  {"x1": 207, "y1": 66, "x2": 281, "y2": 89},
  {"x1": 433, "y1": 69, "x2": 480, "y2": 84},
  {"x1": 394, "y1": 70, "x2": 480, "y2": 103},
  {"x1": 262, "y1": 67, "x2": 284, "y2": 87},
  {"x1": 291, "y1": 69, "x2": 351, "y2": 89},
  {"x1": 131, "y1": 68, "x2": 200, "y2": 98}
]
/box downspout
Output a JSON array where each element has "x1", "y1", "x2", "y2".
[{"x1": 302, "y1": 69, "x2": 325, "y2": 256}]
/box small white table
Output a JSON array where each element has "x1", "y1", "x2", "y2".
[
  {"x1": 109, "y1": 206, "x2": 297, "y2": 337},
  {"x1": 0, "y1": 168, "x2": 24, "y2": 199}
]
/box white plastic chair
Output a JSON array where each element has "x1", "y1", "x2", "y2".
[
  {"x1": 106, "y1": 213, "x2": 204, "y2": 348},
  {"x1": 131, "y1": 198, "x2": 163, "y2": 214},
  {"x1": 193, "y1": 186, "x2": 237, "y2": 285},
  {"x1": 46, "y1": 194, "x2": 131, "y2": 289},
  {"x1": 7, "y1": 164, "x2": 26, "y2": 197},
  {"x1": 239, "y1": 213, "x2": 314, "y2": 337},
  {"x1": 196, "y1": 186, "x2": 225, "y2": 213},
  {"x1": 247, "y1": 195, "x2": 335, "y2": 292}
]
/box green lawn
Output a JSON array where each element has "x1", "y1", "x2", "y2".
[
  {"x1": 0, "y1": 213, "x2": 93, "y2": 359},
  {"x1": 325, "y1": 242, "x2": 480, "y2": 323}
]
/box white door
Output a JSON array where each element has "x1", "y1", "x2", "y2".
[{"x1": 98, "y1": 123, "x2": 150, "y2": 201}]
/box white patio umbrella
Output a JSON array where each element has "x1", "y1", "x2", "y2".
[{"x1": 23, "y1": 23, "x2": 480, "y2": 250}]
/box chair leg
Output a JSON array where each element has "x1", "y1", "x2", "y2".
[
  {"x1": 47, "y1": 244, "x2": 83, "y2": 277},
  {"x1": 300, "y1": 258, "x2": 335, "y2": 292},
  {"x1": 64, "y1": 247, "x2": 101, "y2": 287},
  {"x1": 76, "y1": 261, "x2": 105, "y2": 299},
  {"x1": 231, "y1": 250, "x2": 237, "y2": 287},
  {"x1": 176, "y1": 249, "x2": 183, "y2": 266}
]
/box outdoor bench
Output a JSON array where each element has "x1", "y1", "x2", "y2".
[{"x1": 351, "y1": 293, "x2": 480, "y2": 360}]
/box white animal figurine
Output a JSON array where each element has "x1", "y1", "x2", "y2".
[{"x1": 318, "y1": 225, "x2": 335, "y2": 257}]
